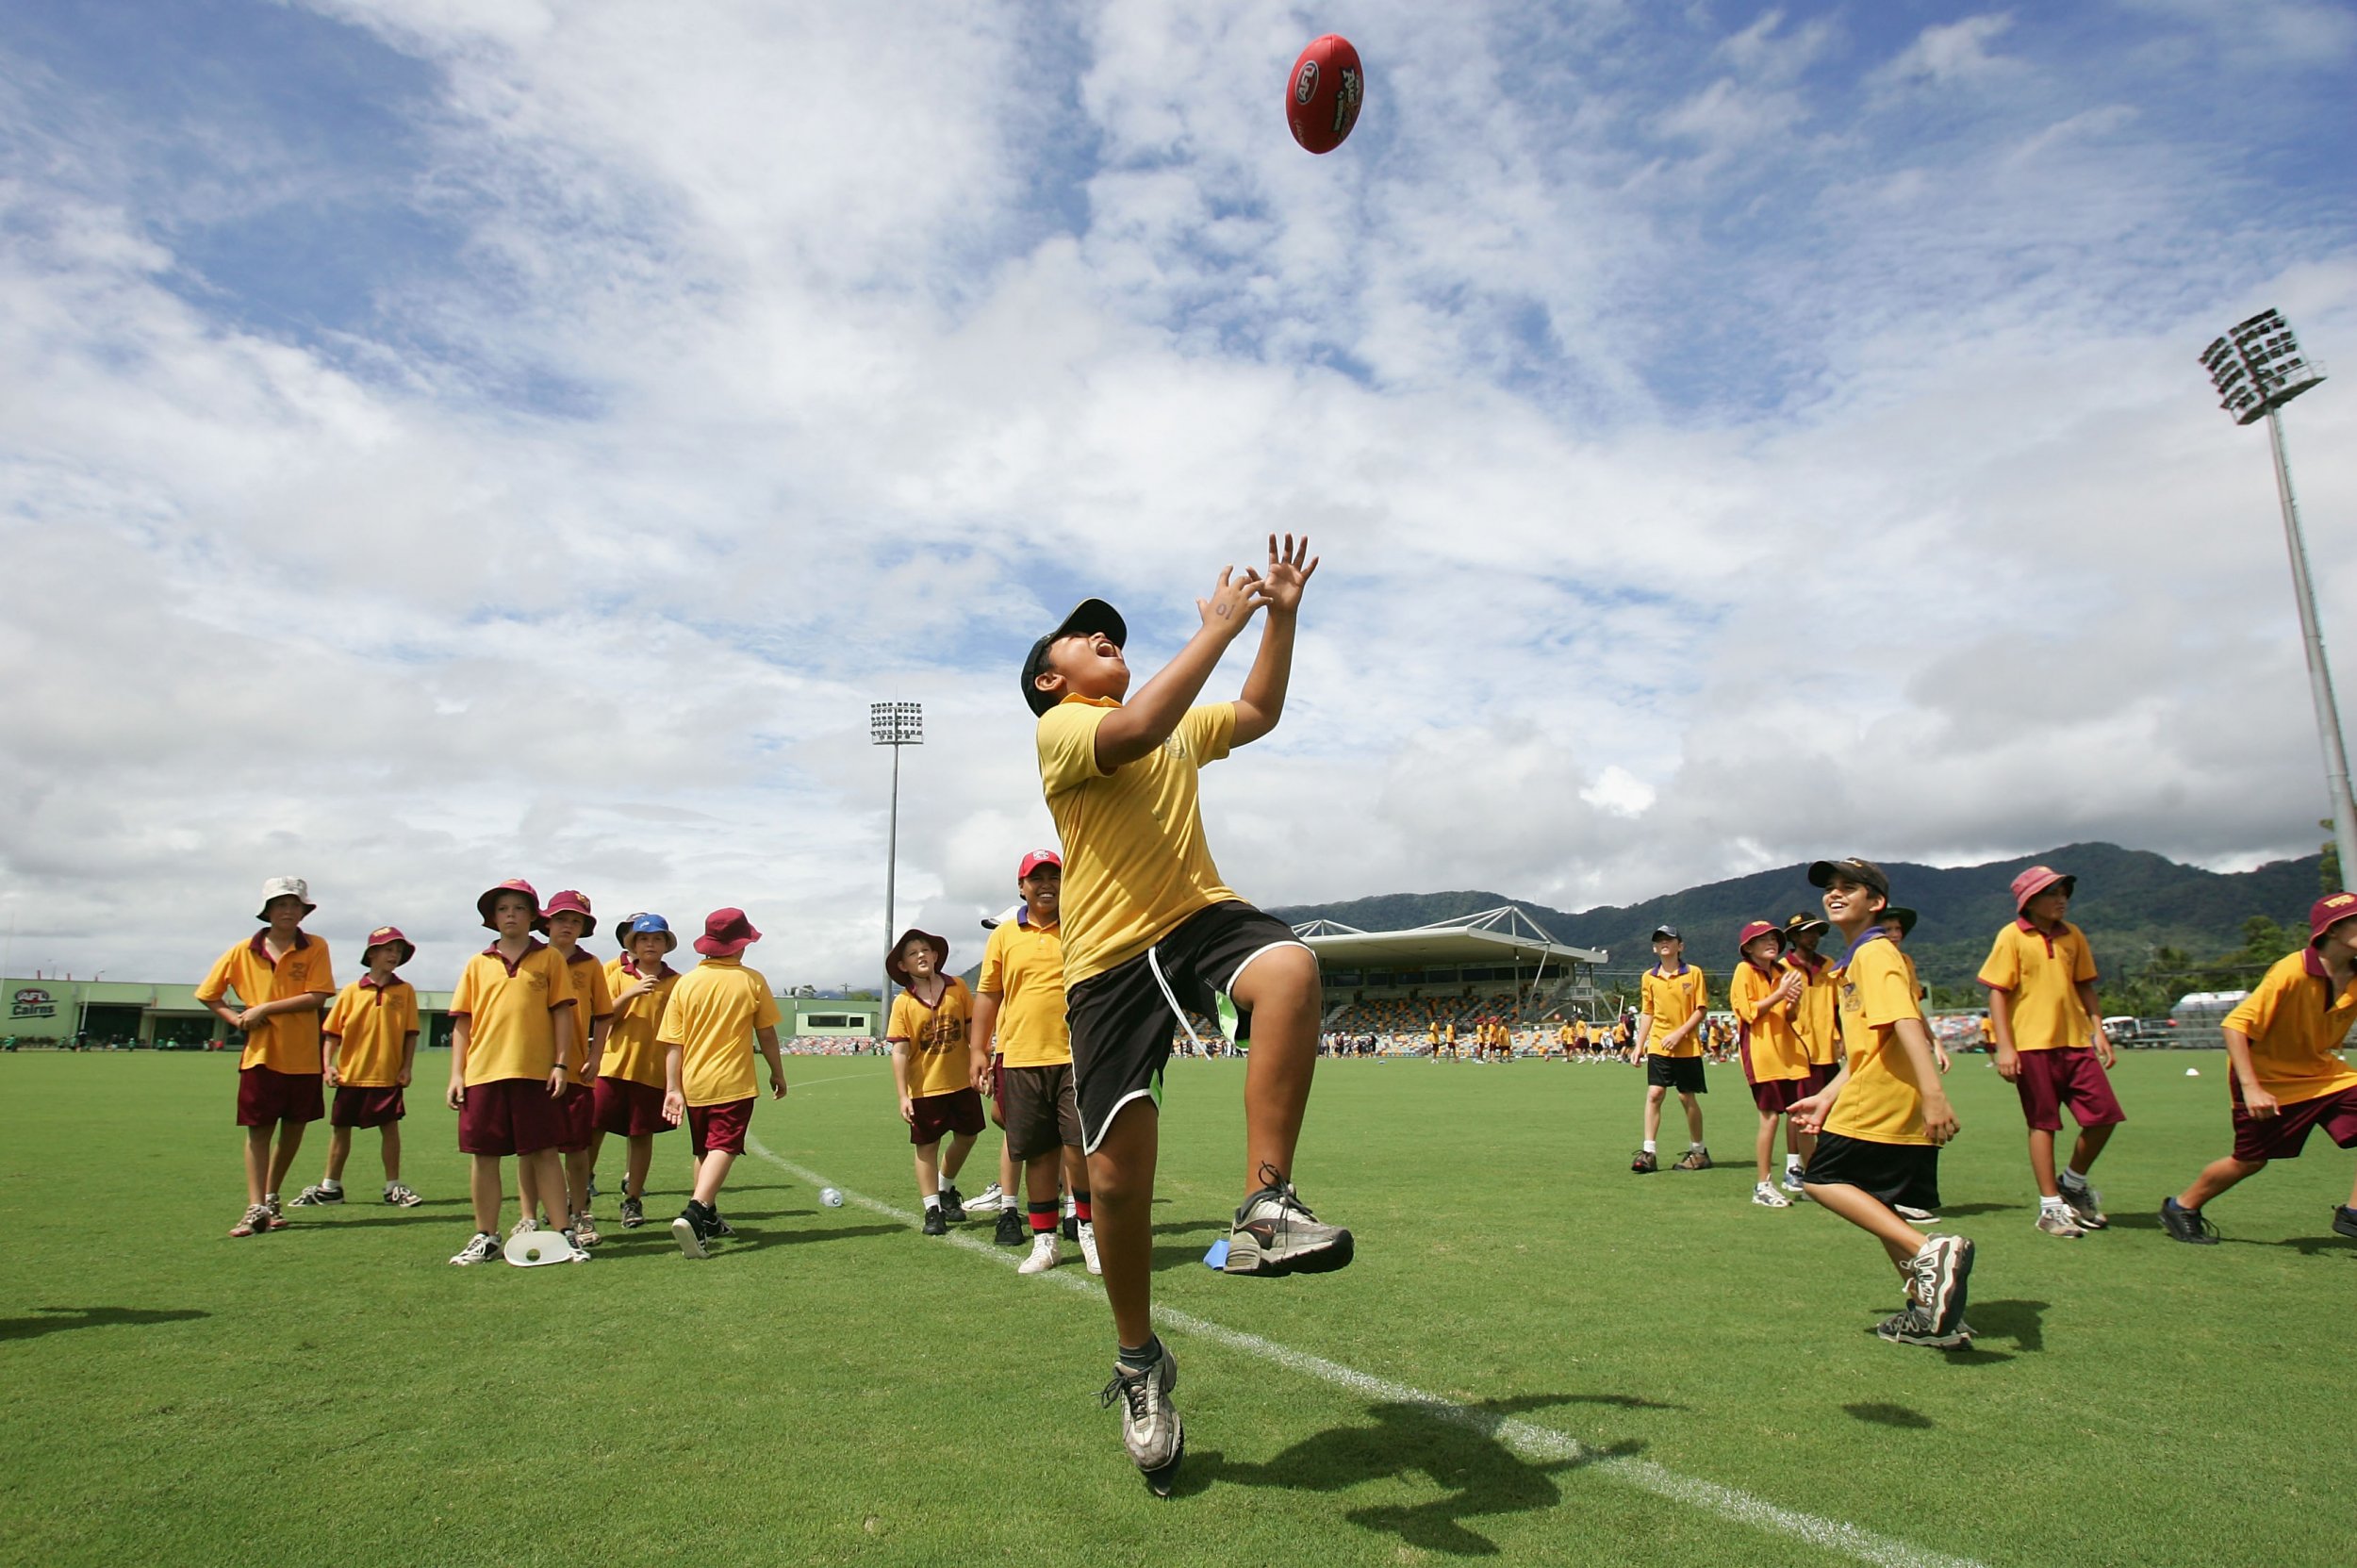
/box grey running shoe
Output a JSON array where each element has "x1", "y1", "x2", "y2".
[
  {"x1": 2059, "y1": 1179, "x2": 2108, "y2": 1229},
  {"x1": 2333, "y1": 1205, "x2": 2357, "y2": 1241},
  {"x1": 1226, "y1": 1172, "x2": 1354, "y2": 1277},
  {"x1": 618, "y1": 1195, "x2": 645, "y2": 1229},
  {"x1": 1874, "y1": 1306, "x2": 1971, "y2": 1348},
  {"x1": 448, "y1": 1231, "x2": 500, "y2": 1266},
  {"x1": 1906, "y1": 1234, "x2": 1973, "y2": 1335},
  {"x1": 2036, "y1": 1205, "x2": 2086, "y2": 1239},
  {"x1": 384, "y1": 1183, "x2": 423, "y2": 1207},
  {"x1": 1100, "y1": 1346, "x2": 1183, "y2": 1495},
  {"x1": 570, "y1": 1213, "x2": 601, "y2": 1247},
  {"x1": 2160, "y1": 1197, "x2": 2219, "y2": 1245},
  {"x1": 288, "y1": 1184, "x2": 341, "y2": 1207}
]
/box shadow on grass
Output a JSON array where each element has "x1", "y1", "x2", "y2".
[
  {"x1": 1932, "y1": 1202, "x2": 2020, "y2": 1217},
  {"x1": 1148, "y1": 1217, "x2": 1226, "y2": 1273},
  {"x1": 2230, "y1": 1234, "x2": 2357, "y2": 1258},
  {"x1": 1186, "y1": 1394, "x2": 1646, "y2": 1556},
  {"x1": 1966, "y1": 1298, "x2": 2049, "y2": 1351},
  {"x1": 1844, "y1": 1401, "x2": 1934, "y2": 1428},
  {"x1": 0, "y1": 1307, "x2": 208, "y2": 1342}
]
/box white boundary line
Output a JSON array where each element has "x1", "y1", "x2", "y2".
[{"x1": 743, "y1": 1137, "x2": 1988, "y2": 1568}]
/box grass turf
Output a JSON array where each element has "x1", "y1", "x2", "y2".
[{"x1": 2, "y1": 1049, "x2": 2352, "y2": 1567}]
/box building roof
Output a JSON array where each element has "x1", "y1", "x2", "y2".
[{"x1": 1292, "y1": 905, "x2": 1607, "y2": 969}]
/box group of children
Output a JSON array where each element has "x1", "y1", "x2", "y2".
[{"x1": 204, "y1": 877, "x2": 787, "y2": 1263}]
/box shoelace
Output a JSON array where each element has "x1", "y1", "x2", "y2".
[{"x1": 1099, "y1": 1368, "x2": 1151, "y2": 1420}]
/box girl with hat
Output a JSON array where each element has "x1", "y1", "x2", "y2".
[
  {"x1": 596, "y1": 914, "x2": 683, "y2": 1230},
  {"x1": 884, "y1": 928, "x2": 985, "y2": 1235}
]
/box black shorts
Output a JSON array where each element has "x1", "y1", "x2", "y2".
[
  {"x1": 1645, "y1": 1054, "x2": 1707, "y2": 1094},
  {"x1": 1001, "y1": 1063, "x2": 1082, "y2": 1161},
  {"x1": 1064, "y1": 900, "x2": 1310, "y2": 1154},
  {"x1": 1802, "y1": 1131, "x2": 1940, "y2": 1213}
]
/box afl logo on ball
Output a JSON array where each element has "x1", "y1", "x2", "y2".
[{"x1": 1294, "y1": 58, "x2": 1319, "y2": 104}]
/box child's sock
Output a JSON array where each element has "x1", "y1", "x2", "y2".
[
  {"x1": 2061, "y1": 1167, "x2": 2089, "y2": 1189},
  {"x1": 2040, "y1": 1194, "x2": 2070, "y2": 1214},
  {"x1": 1689, "y1": 1142, "x2": 1706, "y2": 1153},
  {"x1": 1028, "y1": 1200, "x2": 1058, "y2": 1234},
  {"x1": 1785, "y1": 1155, "x2": 1804, "y2": 1173},
  {"x1": 1641, "y1": 1139, "x2": 1657, "y2": 1155},
  {"x1": 321, "y1": 1178, "x2": 342, "y2": 1195},
  {"x1": 1073, "y1": 1192, "x2": 1092, "y2": 1224},
  {"x1": 1117, "y1": 1335, "x2": 1164, "y2": 1371},
  {"x1": 923, "y1": 1193, "x2": 941, "y2": 1212}
]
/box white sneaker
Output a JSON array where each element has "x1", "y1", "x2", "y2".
[
  {"x1": 964, "y1": 1182, "x2": 1007, "y2": 1214},
  {"x1": 1753, "y1": 1181, "x2": 1792, "y2": 1208},
  {"x1": 2036, "y1": 1205, "x2": 2086, "y2": 1239},
  {"x1": 1018, "y1": 1231, "x2": 1061, "y2": 1274},
  {"x1": 1078, "y1": 1218, "x2": 1101, "y2": 1275},
  {"x1": 448, "y1": 1231, "x2": 500, "y2": 1266}
]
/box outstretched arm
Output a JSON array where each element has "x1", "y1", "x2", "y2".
[
  {"x1": 1233, "y1": 534, "x2": 1319, "y2": 746},
  {"x1": 1094, "y1": 562, "x2": 1272, "y2": 770}
]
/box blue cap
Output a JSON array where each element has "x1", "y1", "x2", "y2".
[{"x1": 610, "y1": 911, "x2": 677, "y2": 951}]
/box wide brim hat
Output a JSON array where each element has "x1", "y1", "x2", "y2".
[
  {"x1": 1021, "y1": 599, "x2": 1127, "y2": 717},
  {"x1": 539, "y1": 889, "x2": 595, "y2": 936},
  {"x1": 2010, "y1": 865, "x2": 2074, "y2": 914},
  {"x1": 2309, "y1": 892, "x2": 2357, "y2": 947},
  {"x1": 1885, "y1": 906, "x2": 1920, "y2": 937},
  {"x1": 1782, "y1": 911, "x2": 1831, "y2": 939},
  {"x1": 612, "y1": 912, "x2": 679, "y2": 953},
  {"x1": 1808, "y1": 857, "x2": 1891, "y2": 900},
  {"x1": 1736, "y1": 920, "x2": 1786, "y2": 956},
  {"x1": 694, "y1": 908, "x2": 761, "y2": 959},
  {"x1": 477, "y1": 878, "x2": 542, "y2": 933},
  {"x1": 255, "y1": 876, "x2": 317, "y2": 922},
  {"x1": 360, "y1": 925, "x2": 418, "y2": 966},
  {"x1": 886, "y1": 927, "x2": 951, "y2": 986}
]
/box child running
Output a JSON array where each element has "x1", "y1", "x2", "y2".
[
  {"x1": 446, "y1": 880, "x2": 577, "y2": 1265},
  {"x1": 1791, "y1": 859, "x2": 1974, "y2": 1348},
  {"x1": 2161, "y1": 893, "x2": 2357, "y2": 1246},
  {"x1": 1977, "y1": 866, "x2": 2125, "y2": 1237},
  {"x1": 291, "y1": 926, "x2": 421, "y2": 1209},
  {"x1": 886, "y1": 929, "x2": 983, "y2": 1234},
  {"x1": 1025, "y1": 535, "x2": 1347, "y2": 1494},
  {"x1": 658, "y1": 909, "x2": 788, "y2": 1257},
  {"x1": 201, "y1": 877, "x2": 337, "y2": 1237},
  {"x1": 1729, "y1": 920, "x2": 1810, "y2": 1208},
  {"x1": 1627, "y1": 925, "x2": 1709, "y2": 1172},
  {"x1": 596, "y1": 913, "x2": 682, "y2": 1230}
]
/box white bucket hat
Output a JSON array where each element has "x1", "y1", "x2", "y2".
[{"x1": 255, "y1": 876, "x2": 317, "y2": 922}]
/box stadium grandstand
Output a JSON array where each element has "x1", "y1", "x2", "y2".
[{"x1": 1296, "y1": 906, "x2": 1609, "y2": 1053}]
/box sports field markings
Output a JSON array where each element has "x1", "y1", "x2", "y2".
[{"x1": 744, "y1": 1137, "x2": 1989, "y2": 1568}]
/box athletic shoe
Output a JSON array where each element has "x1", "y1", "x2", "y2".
[
  {"x1": 508, "y1": 1216, "x2": 537, "y2": 1241},
  {"x1": 964, "y1": 1181, "x2": 1006, "y2": 1214},
  {"x1": 1874, "y1": 1306, "x2": 1971, "y2": 1349},
  {"x1": 921, "y1": 1205, "x2": 948, "y2": 1237},
  {"x1": 939, "y1": 1184, "x2": 967, "y2": 1224},
  {"x1": 1100, "y1": 1346, "x2": 1183, "y2": 1496},
  {"x1": 671, "y1": 1202, "x2": 712, "y2": 1260},
  {"x1": 618, "y1": 1196, "x2": 645, "y2": 1229},
  {"x1": 1018, "y1": 1231, "x2": 1061, "y2": 1274},
  {"x1": 262, "y1": 1195, "x2": 289, "y2": 1230},
  {"x1": 2058, "y1": 1178, "x2": 2108, "y2": 1229},
  {"x1": 1752, "y1": 1181, "x2": 1791, "y2": 1208},
  {"x1": 1673, "y1": 1147, "x2": 1712, "y2": 1172},
  {"x1": 1906, "y1": 1234, "x2": 1973, "y2": 1336},
  {"x1": 994, "y1": 1208, "x2": 1025, "y2": 1246},
  {"x1": 2160, "y1": 1197, "x2": 2219, "y2": 1246},
  {"x1": 448, "y1": 1231, "x2": 500, "y2": 1266},
  {"x1": 384, "y1": 1183, "x2": 423, "y2": 1208},
  {"x1": 1226, "y1": 1176, "x2": 1354, "y2": 1277},
  {"x1": 2035, "y1": 1206, "x2": 2086, "y2": 1239},
  {"x1": 1629, "y1": 1149, "x2": 1658, "y2": 1174},
  {"x1": 1779, "y1": 1175, "x2": 1808, "y2": 1197},
  {"x1": 288, "y1": 1184, "x2": 342, "y2": 1207},
  {"x1": 570, "y1": 1213, "x2": 601, "y2": 1247},
  {"x1": 706, "y1": 1212, "x2": 735, "y2": 1238},
  {"x1": 1079, "y1": 1218, "x2": 1101, "y2": 1276},
  {"x1": 2333, "y1": 1205, "x2": 2357, "y2": 1241},
  {"x1": 229, "y1": 1204, "x2": 271, "y2": 1238},
  {"x1": 1893, "y1": 1204, "x2": 1941, "y2": 1224},
  {"x1": 1063, "y1": 1208, "x2": 1080, "y2": 1242}
]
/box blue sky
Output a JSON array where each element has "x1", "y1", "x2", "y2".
[{"x1": 3, "y1": 1, "x2": 2353, "y2": 986}]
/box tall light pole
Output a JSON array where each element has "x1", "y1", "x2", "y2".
[
  {"x1": 870, "y1": 701, "x2": 923, "y2": 1022},
  {"x1": 2200, "y1": 309, "x2": 2349, "y2": 891}
]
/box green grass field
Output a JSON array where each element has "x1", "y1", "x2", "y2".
[{"x1": 3, "y1": 1049, "x2": 2351, "y2": 1568}]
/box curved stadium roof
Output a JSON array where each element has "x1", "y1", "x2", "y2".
[{"x1": 1291, "y1": 905, "x2": 1607, "y2": 969}]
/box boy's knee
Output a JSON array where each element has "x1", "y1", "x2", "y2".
[{"x1": 1231, "y1": 944, "x2": 1319, "y2": 1009}]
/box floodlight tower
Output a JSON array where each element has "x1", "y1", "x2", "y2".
[
  {"x1": 870, "y1": 701, "x2": 924, "y2": 1006},
  {"x1": 2200, "y1": 310, "x2": 2349, "y2": 890}
]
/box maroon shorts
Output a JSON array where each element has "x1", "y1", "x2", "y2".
[
  {"x1": 456, "y1": 1077, "x2": 568, "y2": 1157},
  {"x1": 330, "y1": 1085, "x2": 404, "y2": 1128},
  {"x1": 556, "y1": 1080, "x2": 595, "y2": 1152},
  {"x1": 687, "y1": 1097, "x2": 754, "y2": 1155},
  {"x1": 2232, "y1": 1085, "x2": 2357, "y2": 1164},
  {"x1": 594, "y1": 1076, "x2": 672, "y2": 1138},
  {"x1": 1806, "y1": 1063, "x2": 1839, "y2": 1094},
  {"x1": 2013, "y1": 1047, "x2": 2126, "y2": 1131},
  {"x1": 909, "y1": 1087, "x2": 986, "y2": 1147},
  {"x1": 237, "y1": 1066, "x2": 324, "y2": 1128},
  {"x1": 1751, "y1": 1077, "x2": 1810, "y2": 1114},
  {"x1": 987, "y1": 1051, "x2": 1007, "y2": 1128}
]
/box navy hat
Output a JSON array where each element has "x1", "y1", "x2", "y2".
[
  {"x1": 1650, "y1": 924, "x2": 1681, "y2": 942},
  {"x1": 1021, "y1": 599, "x2": 1127, "y2": 717}
]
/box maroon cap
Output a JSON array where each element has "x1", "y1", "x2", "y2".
[
  {"x1": 2010, "y1": 865, "x2": 2074, "y2": 913},
  {"x1": 541, "y1": 889, "x2": 595, "y2": 934},
  {"x1": 476, "y1": 878, "x2": 541, "y2": 932},
  {"x1": 2309, "y1": 892, "x2": 2357, "y2": 947},
  {"x1": 1736, "y1": 920, "x2": 1785, "y2": 957},
  {"x1": 1018, "y1": 849, "x2": 1063, "y2": 880},
  {"x1": 362, "y1": 925, "x2": 417, "y2": 967},
  {"x1": 694, "y1": 908, "x2": 762, "y2": 959},
  {"x1": 886, "y1": 928, "x2": 950, "y2": 986}
]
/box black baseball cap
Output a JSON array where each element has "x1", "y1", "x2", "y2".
[
  {"x1": 1807, "y1": 857, "x2": 1891, "y2": 900},
  {"x1": 1782, "y1": 911, "x2": 1830, "y2": 938},
  {"x1": 1021, "y1": 599, "x2": 1127, "y2": 717},
  {"x1": 1650, "y1": 924, "x2": 1681, "y2": 942}
]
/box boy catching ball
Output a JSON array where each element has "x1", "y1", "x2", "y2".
[
  {"x1": 1025, "y1": 534, "x2": 1347, "y2": 1494},
  {"x1": 290, "y1": 926, "x2": 421, "y2": 1209},
  {"x1": 201, "y1": 877, "x2": 337, "y2": 1237}
]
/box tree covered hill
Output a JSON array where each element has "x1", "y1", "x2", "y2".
[{"x1": 1271, "y1": 843, "x2": 2327, "y2": 1002}]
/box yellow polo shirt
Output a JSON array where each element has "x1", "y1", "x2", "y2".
[
  {"x1": 601, "y1": 955, "x2": 680, "y2": 1089},
  {"x1": 1786, "y1": 951, "x2": 1839, "y2": 1065},
  {"x1": 555, "y1": 948, "x2": 616, "y2": 1085},
  {"x1": 2222, "y1": 949, "x2": 2357, "y2": 1107},
  {"x1": 1977, "y1": 919, "x2": 2098, "y2": 1050},
  {"x1": 888, "y1": 977, "x2": 976, "y2": 1098},
  {"x1": 1824, "y1": 934, "x2": 1934, "y2": 1146},
  {"x1": 978, "y1": 914, "x2": 1069, "y2": 1069},
  {"x1": 198, "y1": 931, "x2": 338, "y2": 1075},
  {"x1": 657, "y1": 956, "x2": 782, "y2": 1107},
  {"x1": 1729, "y1": 960, "x2": 1809, "y2": 1082},
  {"x1": 449, "y1": 941, "x2": 576, "y2": 1086},
  {"x1": 1640, "y1": 966, "x2": 1708, "y2": 1057},
  {"x1": 1037, "y1": 696, "x2": 1239, "y2": 986},
  {"x1": 321, "y1": 975, "x2": 418, "y2": 1087}
]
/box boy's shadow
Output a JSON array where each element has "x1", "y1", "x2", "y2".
[
  {"x1": 1147, "y1": 1218, "x2": 1226, "y2": 1272},
  {"x1": 1189, "y1": 1394, "x2": 1645, "y2": 1556},
  {"x1": 0, "y1": 1306, "x2": 209, "y2": 1342}
]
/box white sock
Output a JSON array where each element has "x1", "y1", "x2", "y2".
[
  {"x1": 321, "y1": 1179, "x2": 342, "y2": 1194},
  {"x1": 1641, "y1": 1139, "x2": 1657, "y2": 1154},
  {"x1": 924, "y1": 1193, "x2": 941, "y2": 1211},
  {"x1": 2041, "y1": 1194, "x2": 2069, "y2": 1212},
  {"x1": 1689, "y1": 1142, "x2": 1706, "y2": 1153},
  {"x1": 1786, "y1": 1155, "x2": 1804, "y2": 1173}
]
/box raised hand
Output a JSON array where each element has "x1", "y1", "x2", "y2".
[
  {"x1": 1261, "y1": 533, "x2": 1319, "y2": 615},
  {"x1": 1196, "y1": 563, "x2": 1270, "y2": 638}
]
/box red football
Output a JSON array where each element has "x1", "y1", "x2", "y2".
[{"x1": 1285, "y1": 34, "x2": 1364, "y2": 155}]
